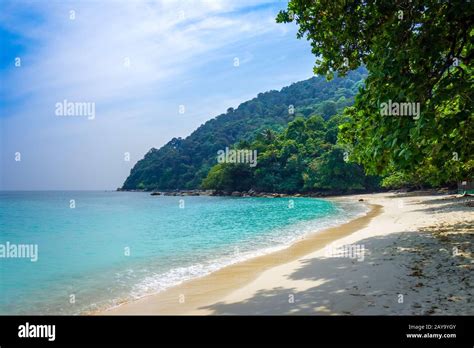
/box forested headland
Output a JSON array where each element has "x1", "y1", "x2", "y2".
[{"x1": 123, "y1": 1, "x2": 472, "y2": 194}]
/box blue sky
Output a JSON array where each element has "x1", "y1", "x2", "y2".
[{"x1": 0, "y1": 0, "x2": 316, "y2": 190}]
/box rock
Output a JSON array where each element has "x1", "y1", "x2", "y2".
[
  {"x1": 150, "y1": 192, "x2": 161, "y2": 196},
  {"x1": 181, "y1": 191, "x2": 199, "y2": 196},
  {"x1": 358, "y1": 198, "x2": 364, "y2": 201},
  {"x1": 231, "y1": 191, "x2": 242, "y2": 197}
]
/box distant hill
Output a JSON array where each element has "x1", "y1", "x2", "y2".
[{"x1": 122, "y1": 67, "x2": 367, "y2": 190}]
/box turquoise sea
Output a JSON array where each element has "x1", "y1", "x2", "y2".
[{"x1": 0, "y1": 191, "x2": 367, "y2": 314}]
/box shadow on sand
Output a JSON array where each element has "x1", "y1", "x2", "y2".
[{"x1": 199, "y1": 197, "x2": 472, "y2": 315}]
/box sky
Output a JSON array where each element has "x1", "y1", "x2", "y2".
[{"x1": 0, "y1": 0, "x2": 316, "y2": 190}]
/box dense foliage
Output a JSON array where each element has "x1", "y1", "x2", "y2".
[
  {"x1": 123, "y1": 68, "x2": 367, "y2": 190},
  {"x1": 277, "y1": 0, "x2": 473, "y2": 187},
  {"x1": 201, "y1": 115, "x2": 380, "y2": 193}
]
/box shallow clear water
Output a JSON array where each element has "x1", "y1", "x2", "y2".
[{"x1": 0, "y1": 191, "x2": 367, "y2": 314}]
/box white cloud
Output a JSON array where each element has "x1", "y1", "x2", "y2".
[{"x1": 3, "y1": 0, "x2": 281, "y2": 103}]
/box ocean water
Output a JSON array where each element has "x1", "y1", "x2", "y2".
[{"x1": 0, "y1": 191, "x2": 367, "y2": 314}]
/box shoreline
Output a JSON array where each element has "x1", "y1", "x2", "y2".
[
  {"x1": 98, "y1": 199, "x2": 380, "y2": 315},
  {"x1": 98, "y1": 191, "x2": 473, "y2": 315}
]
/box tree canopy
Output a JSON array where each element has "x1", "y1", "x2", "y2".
[
  {"x1": 202, "y1": 114, "x2": 380, "y2": 193},
  {"x1": 277, "y1": 0, "x2": 473, "y2": 186}
]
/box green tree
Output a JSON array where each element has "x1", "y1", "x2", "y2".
[
  {"x1": 277, "y1": 0, "x2": 473, "y2": 186},
  {"x1": 321, "y1": 101, "x2": 337, "y2": 119},
  {"x1": 201, "y1": 163, "x2": 253, "y2": 191},
  {"x1": 202, "y1": 115, "x2": 379, "y2": 193}
]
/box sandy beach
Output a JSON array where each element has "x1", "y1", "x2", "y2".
[{"x1": 100, "y1": 191, "x2": 473, "y2": 315}]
